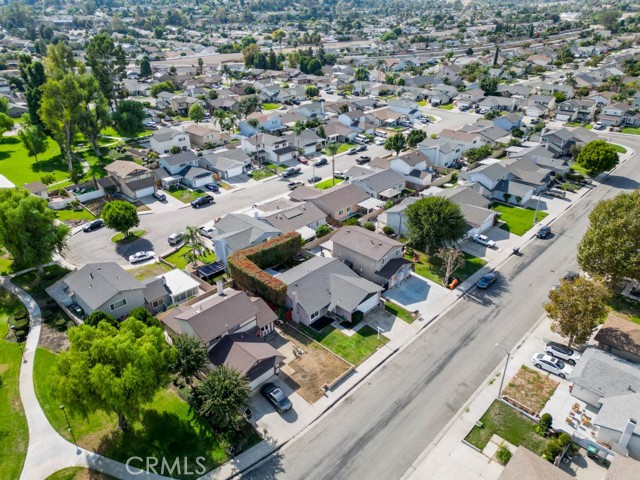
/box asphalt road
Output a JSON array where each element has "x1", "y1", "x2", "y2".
[{"x1": 240, "y1": 137, "x2": 640, "y2": 480}]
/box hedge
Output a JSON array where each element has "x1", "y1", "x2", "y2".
[{"x1": 228, "y1": 232, "x2": 301, "y2": 306}]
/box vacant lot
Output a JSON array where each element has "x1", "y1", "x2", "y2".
[
  {"x1": 128, "y1": 261, "x2": 173, "y2": 281},
  {"x1": 502, "y1": 366, "x2": 559, "y2": 413},
  {"x1": 493, "y1": 204, "x2": 549, "y2": 236},
  {"x1": 278, "y1": 324, "x2": 350, "y2": 403}
]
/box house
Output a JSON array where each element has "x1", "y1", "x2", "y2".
[
  {"x1": 502, "y1": 157, "x2": 554, "y2": 193},
  {"x1": 478, "y1": 96, "x2": 517, "y2": 112},
  {"x1": 416, "y1": 138, "x2": 461, "y2": 169},
  {"x1": 185, "y1": 124, "x2": 221, "y2": 148},
  {"x1": 170, "y1": 96, "x2": 200, "y2": 116},
  {"x1": 282, "y1": 129, "x2": 326, "y2": 155},
  {"x1": 23, "y1": 181, "x2": 49, "y2": 200},
  {"x1": 510, "y1": 145, "x2": 571, "y2": 175},
  {"x1": 377, "y1": 197, "x2": 419, "y2": 236},
  {"x1": 259, "y1": 199, "x2": 326, "y2": 240},
  {"x1": 388, "y1": 99, "x2": 420, "y2": 118},
  {"x1": 555, "y1": 99, "x2": 596, "y2": 123},
  {"x1": 199, "y1": 148, "x2": 249, "y2": 179},
  {"x1": 161, "y1": 289, "x2": 283, "y2": 389},
  {"x1": 150, "y1": 128, "x2": 191, "y2": 154},
  {"x1": 279, "y1": 256, "x2": 383, "y2": 326},
  {"x1": 209, "y1": 213, "x2": 281, "y2": 267},
  {"x1": 241, "y1": 133, "x2": 298, "y2": 164},
  {"x1": 540, "y1": 127, "x2": 597, "y2": 157},
  {"x1": 239, "y1": 113, "x2": 285, "y2": 137},
  {"x1": 47, "y1": 262, "x2": 146, "y2": 318},
  {"x1": 323, "y1": 120, "x2": 357, "y2": 144},
  {"x1": 595, "y1": 315, "x2": 640, "y2": 364},
  {"x1": 158, "y1": 151, "x2": 199, "y2": 175},
  {"x1": 178, "y1": 166, "x2": 214, "y2": 189},
  {"x1": 523, "y1": 95, "x2": 556, "y2": 118},
  {"x1": 497, "y1": 447, "x2": 573, "y2": 480},
  {"x1": 297, "y1": 101, "x2": 325, "y2": 119},
  {"x1": 466, "y1": 163, "x2": 535, "y2": 205},
  {"x1": 350, "y1": 169, "x2": 406, "y2": 201},
  {"x1": 493, "y1": 112, "x2": 523, "y2": 132},
  {"x1": 587, "y1": 91, "x2": 616, "y2": 107},
  {"x1": 306, "y1": 183, "x2": 371, "y2": 222},
  {"x1": 143, "y1": 269, "x2": 201, "y2": 313},
  {"x1": 438, "y1": 129, "x2": 484, "y2": 153},
  {"x1": 330, "y1": 226, "x2": 412, "y2": 289},
  {"x1": 104, "y1": 160, "x2": 156, "y2": 199},
  {"x1": 598, "y1": 102, "x2": 632, "y2": 127},
  {"x1": 434, "y1": 186, "x2": 499, "y2": 237}
]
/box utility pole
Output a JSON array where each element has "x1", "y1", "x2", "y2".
[{"x1": 494, "y1": 343, "x2": 510, "y2": 398}]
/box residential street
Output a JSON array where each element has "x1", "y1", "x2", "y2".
[{"x1": 240, "y1": 134, "x2": 639, "y2": 480}]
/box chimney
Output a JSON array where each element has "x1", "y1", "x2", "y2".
[
  {"x1": 216, "y1": 279, "x2": 225, "y2": 295},
  {"x1": 613, "y1": 418, "x2": 637, "y2": 455}
]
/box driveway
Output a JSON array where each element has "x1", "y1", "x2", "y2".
[
  {"x1": 384, "y1": 273, "x2": 449, "y2": 318},
  {"x1": 139, "y1": 192, "x2": 185, "y2": 212}
]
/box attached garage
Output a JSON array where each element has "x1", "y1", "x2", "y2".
[{"x1": 357, "y1": 292, "x2": 380, "y2": 314}]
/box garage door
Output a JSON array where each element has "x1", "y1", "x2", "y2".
[
  {"x1": 357, "y1": 294, "x2": 379, "y2": 314},
  {"x1": 250, "y1": 368, "x2": 276, "y2": 390},
  {"x1": 135, "y1": 186, "x2": 155, "y2": 198}
]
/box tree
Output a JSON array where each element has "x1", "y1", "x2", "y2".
[
  {"x1": 305, "y1": 85, "x2": 320, "y2": 98},
  {"x1": 139, "y1": 57, "x2": 152, "y2": 78},
  {"x1": 44, "y1": 42, "x2": 77, "y2": 80},
  {"x1": 150, "y1": 81, "x2": 175, "y2": 98},
  {"x1": 189, "y1": 103, "x2": 205, "y2": 123},
  {"x1": 0, "y1": 113, "x2": 14, "y2": 139},
  {"x1": 54, "y1": 318, "x2": 176, "y2": 431},
  {"x1": 101, "y1": 200, "x2": 139, "y2": 238},
  {"x1": 325, "y1": 142, "x2": 340, "y2": 187},
  {"x1": 77, "y1": 74, "x2": 110, "y2": 156},
  {"x1": 182, "y1": 226, "x2": 208, "y2": 268},
  {"x1": 86, "y1": 33, "x2": 127, "y2": 109},
  {"x1": 466, "y1": 48, "x2": 474, "y2": 56},
  {"x1": 576, "y1": 140, "x2": 619, "y2": 176},
  {"x1": 316, "y1": 224, "x2": 331, "y2": 238},
  {"x1": 17, "y1": 123, "x2": 48, "y2": 163},
  {"x1": 599, "y1": 10, "x2": 622, "y2": 32},
  {"x1": 19, "y1": 56, "x2": 47, "y2": 129},
  {"x1": 577, "y1": 191, "x2": 640, "y2": 285},
  {"x1": 384, "y1": 133, "x2": 406, "y2": 156},
  {"x1": 84, "y1": 311, "x2": 117, "y2": 328},
  {"x1": 405, "y1": 196, "x2": 468, "y2": 252},
  {"x1": 406, "y1": 129, "x2": 427, "y2": 147},
  {"x1": 128, "y1": 306, "x2": 160, "y2": 328},
  {"x1": 172, "y1": 334, "x2": 207, "y2": 388},
  {"x1": 437, "y1": 247, "x2": 465, "y2": 286},
  {"x1": 272, "y1": 29, "x2": 286, "y2": 49},
  {"x1": 354, "y1": 67, "x2": 370, "y2": 81},
  {"x1": 0, "y1": 188, "x2": 69, "y2": 270},
  {"x1": 543, "y1": 277, "x2": 610, "y2": 347},
  {"x1": 40, "y1": 173, "x2": 56, "y2": 187},
  {"x1": 480, "y1": 75, "x2": 498, "y2": 96},
  {"x1": 112, "y1": 100, "x2": 145, "y2": 138}
]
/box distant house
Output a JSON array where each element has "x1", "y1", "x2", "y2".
[
  {"x1": 104, "y1": 160, "x2": 156, "y2": 199},
  {"x1": 239, "y1": 113, "x2": 285, "y2": 137},
  {"x1": 493, "y1": 112, "x2": 523, "y2": 131},
  {"x1": 282, "y1": 129, "x2": 326, "y2": 155},
  {"x1": 241, "y1": 133, "x2": 297, "y2": 164},
  {"x1": 143, "y1": 269, "x2": 201, "y2": 313},
  {"x1": 555, "y1": 99, "x2": 597, "y2": 123},
  {"x1": 595, "y1": 315, "x2": 640, "y2": 364},
  {"x1": 478, "y1": 96, "x2": 517, "y2": 112},
  {"x1": 259, "y1": 199, "x2": 326, "y2": 239},
  {"x1": 466, "y1": 163, "x2": 535, "y2": 205},
  {"x1": 150, "y1": 128, "x2": 191, "y2": 154},
  {"x1": 350, "y1": 169, "x2": 406, "y2": 201},
  {"x1": 185, "y1": 124, "x2": 224, "y2": 148},
  {"x1": 438, "y1": 129, "x2": 484, "y2": 153},
  {"x1": 199, "y1": 148, "x2": 249, "y2": 179},
  {"x1": 305, "y1": 183, "x2": 372, "y2": 222}
]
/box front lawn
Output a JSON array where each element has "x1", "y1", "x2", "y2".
[
  {"x1": 324, "y1": 143, "x2": 357, "y2": 155},
  {"x1": 12, "y1": 265, "x2": 71, "y2": 302},
  {"x1": 608, "y1": 294, "x2": 640, "y2": 325},
  {"x1": 111, "y1": 229, "x2": 146, "y2": 244},
  {"x1": 0, "y1": 289, "x2": 29, "y2": 480},
  {"x1": 502, "y1": 366, "x2": 559, "y2": 413},
  {"x1": 248, "y1": 163, "x2": 286, "y2": 181},
  {"x1": 34, "y1": 348, "x2": 260, "y2": 479},
  {"x1": 0, "y1": 136, "x2": 70, "y2": 185},
  {"x1": 164, "y1": 246, "x2": 216, "y2": 270},
  {"x1": 621, "y1": 127, "x2": 640, "y2": 135},
  {"x1": 570, "y1": 162, "x2": 590, "y2": 176},
  {"x1": 608, "y1": 143, "x2": 627, "y2": 154},
  {"x1": 314, "y1": 178, "x2": 344, "y2": 189},
  {"x1": 438, "y1": 104, "x2": 454, "y2": 110},
  {"x1": 406, "y1": 250, "x2": 487, "y2": 285},
  {"x1": 384, "y1": 301, "x2": 415, "y2": 324},
  {"x1": 418, "y1": 100, "x2": 427, "y2": 106},
  {"x1": 493, "y1": 204, "x2": 548, "y2": 236},
  {"x1": 298, "y1": 324, "x2": 388, "y2": 365},
  {"x1": 262, "y1": 103, "x2": 281, "y2": 110},
  {"x1": 167, "y1": 187, "x2": 205, "y2": 204},
  {"x1": 464, "y1": 400, "x2": 547, "y2": 455},
  {"x1": 128, "y1": 261, "x2": 173, "y2": 281},
  {"x1": 55, "y1": 208, "x2": 95, "y2": 222}
]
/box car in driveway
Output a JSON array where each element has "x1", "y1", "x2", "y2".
[
  {"x1": 315, "y1": 157, "x2": 328, "y2": 166},
  {"x1": 532, "y1": 352, "x2": 571, "y2": 379},
  {"x1": 356, "y1": 156, "x2": 371, "y2": 164},
  {"x1": 335, "y1": 171, "x2": 347, "y2": 179},
  {"x1": 476, "y1": 273, "x2": 497, "y2": 289},
  {"x1": 357, "y1": 145, "x2": 367, "y2": 152},
  {"x1": 347, "y1": 148, "x2": 358, "y2": 155},
  {"x1": 282, "y1": 166, "x2": 301, "y2": 178},
  {"x1": 205, "y1": 183, "x2": 219, "y2": 192},
  {"x1": 544, "y1": 341, "x2": 581, "y2": 365},
  {"x1": 82, "y1": 219, "x2": 104, "y2": 232},
  {"x1": 260, "y1": 382, "x2": 292, "y2": 413},
  {"x1": 297, "y1": 155, "x2": 309, "y2": 164},
  {"x1": 308, "y1": 175, "x2": 322, "y2": 183},
  {"x1": 593, "y1": 121, "x2": 605, "y2": 130},
  {"x1": 473, "y1": 234, "x2": 497, "y2": 248},
  {"x1": 536, "y1": 226, "x2": 551, "y2": 239},
  {"x1": 191, "y1": 195, "x2": 214, "y2": 208},
  {"x1": 288, "y1": 181, "x2": 304, "y2": 190},
  {"x1": 153, "y1": 190, "x2": 167, "y2": 201},
  {"x1": 375, "y1": 138, "x2": 385, "y2": 145},
  {"x1": 129, "y1": 251, "x2": 155, "y2": 264}
]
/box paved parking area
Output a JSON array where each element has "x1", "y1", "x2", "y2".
[
  {"x1": 384, "y1": 274, "x2": 449, "y2": 317},
  {"x1": 139, "y1": 192, "x2": 185, "y2": 212}
]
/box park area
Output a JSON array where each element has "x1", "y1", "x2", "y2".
[{"x1": 493, "y1": 204, "x2": 548, "y2": 236}]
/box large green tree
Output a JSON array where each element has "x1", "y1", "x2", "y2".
[
  {"x1": 172, "y1": 334, "x2": 207, "y2": 388},
  {"x1": 77, "y1": 74, "x2": 110, "y2": 156},
  {"x1": 85, "y1": 33, "x2": 127, "y2": 109},
  {"x1": 44, "y1": 41, "x2": 77, "y2": 80},
  {"x1": 577, "y1": 190, "x2": 640, "y2": 285},
  {"x1": 17, "y1": 122, "x2": 48, "y2": 163},
  {"x1": 384, "y1": 132, "x2": 407, "y2": 156},
  {"x1": 112, "y1": 100, "x2": 145, "y2": 138},
  {"x1": 575, "y1": 140, "x2": 619, "y2": 176},
  {"x1": 18, "y1": 55, "x2": 47, "y2": 129},
  {"x1": 0, "y1": 188, "x2": 69, "y2": 270},
  {"x1": 189, "y1": 103, "x2": 205, "y2": 123},
  {"x1": 139, "y1": 56, "x2": 152, "y2": 78},
  {"x1": 406, "y1": 129, "x2": 427, "y2": 148},
  {"x1": 54, "y1": 318, "x2": 176, "y2": 431},
  {"x1": 0, "y1": 113, "x2": 14, "y2": 139},
  {"x1": 480, "y1": 75, "x2": 498, "y2": 96},
  {"x1": 544, "y1": 277, "x2": 610, "y2": 347},
  {"x1": 405, "y1": 196, "x2": 467, "y2": 252},
  {"x1": 101, "y1": 200, "x2": 140, "y2": 237}
]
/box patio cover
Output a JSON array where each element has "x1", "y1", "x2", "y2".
[
  {"x1": 296, "y1": 226, "x2": 317, "y2": 241},
  {"x1": 379, "y1": 187, "x2": 402, "y2": 199},
  {"x1": 357, "y1": 197, "x2": 385, "y2": 211}
]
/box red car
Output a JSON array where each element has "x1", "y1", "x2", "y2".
[{"x1": 297, "y1": 156, "x2": 309, "y2": 164}]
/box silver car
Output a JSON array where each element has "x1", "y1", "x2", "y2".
[
  {"x1": 532, "y1": 353, "x2": 571, "y2": 379},
  {"x1": 544, "y1": 342, "x2": 581, "y2": 365}
]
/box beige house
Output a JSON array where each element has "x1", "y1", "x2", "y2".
[
  {"x1": 185, "y1": 124, "x2": 225, "y2": 148},
  {"x1": 104, "y1": 160, "x2": 156, "y2": 199}
]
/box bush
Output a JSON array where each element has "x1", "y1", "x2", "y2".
[
  {"x1": 496, "y1": 444, "x2": 512, "y2": 464},
  {"x1": 343, "y1": 217, "x2": 359, "y2": 226},
  {"x1": 351, "y1": 310, "x2": 364, "y2": 325},
  {"x1": 316, "y1": 224, "x2": 331, "y2": 238},
  {"x1": 363, "y1": 221, "x2": 375, "y2": 231},
  {"x1": 383, "y1": 226, "x2": 395, "y2": 236},
  {"x1": 542, "y1": 439, "x2": 563, "y2": 462},
  {"x1": 558, "y1": 432, "x2": 572, "y2": 447},
  {"x1": 539, "y1": 413, "x2": 553, "y2": 429}
]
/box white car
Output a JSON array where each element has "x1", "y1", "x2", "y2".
[
  {"x1": 473, "y1": 234, "x2": 497, "y2": 249},
  {"x1": 544, "y1": 342, "x2": 581, "y2": 365},
  {"x1": 375, "y1": 138, "x2": 385, "y2": 145},
  {"x1": 532, "y1": 353, "x2": 571, "y2": 379},
  {"x1": 593, "y1": 121, "x2": 604, "y2": 130},
  {"x1": 128, "y1": 251, "x2": 155, "y2": 264}
]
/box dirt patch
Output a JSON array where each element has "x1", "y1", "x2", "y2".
[
  {"x1": 83, "y1": 196, "x2": 111, "y2": 217},
  {"x1": 502, "y1": 365, "x2": 559, "y2": 413},
  {"x1": 276, "y1": 324, "x2": 350, "y2": 403},
  {"x1": 0, "y1": 364, "x2": 8, "y2": 374},
  {"x1": 134, "y1": 201, "x2": 151, "y2": 212},
  {"x1": 39, "y1": 324, "x2": 70, "y2": 353}
]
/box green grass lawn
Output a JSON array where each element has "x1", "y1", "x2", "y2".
[
  {"x1": 46, "y1": 467, "x2": 116, "y2": 480},
  {"x1": 427, "y1": 115, "x2": 436, "y2": 121},
  {"x1": 323, "y1": 143, "x2": 357, "y2": 155},
  {"x1": 12, "y1": 265, "x2": 71, "y2": 302},
  {"x1": 608, "y1": 143, "x2": 627, "y2": 154},
  {"x1": 609, "y1": 294, "x2": 640, "y2": 325},
  {"x1": 262, "y1": 103, "x2": 281, "y2": 110},
  {"x1": 464, "y1": 400, "x2": 547, "y2": 455},
  {"x1": 0, "y1": 136, "x2": 70, "y2": 185},
  {"x1": 249, "y1": 163, "x2": 286, "y2": 181},
  {"x1": 621, "y1": 127, "x2": 640, "y2": 135},
  {"x1": 438, "y1": 104, "x2": 455, "y2": 110},
  {"x1": 570, "y1": 162, "x2": 590, "y2": 176},
  {"x1": 384, "y1": 301, "x2": 415, "y2": 324},
  {"x1": 418, "y1": 100, "x2": 427, "y2": 106},
  {"x1": 163, "y1": 246, "x2": 216, "y2": 270},
  {"x1": 406, "y1": 251, "x2": 487, "y2": 285},
  {"x1": 168, "y1": 187, "x2": 205, "y2": 203},
  {"x1": 111, "y1": 229, "x2": 146, "y2": 244},
  {"x1": 493, "y1": 204, "x2": 549, "y2": 236},
  {"x1": 314, "y1": 178, "x2": 344, "y2": 189},
  {"x1": 298, "y1": 324, "x2": 388, "y2": 365},
  {"x1": 55, "y1": 208, "x2": 95, "y2": 222},
  {"x1": 0, "y1": 289, "x2": 29, "y2": 480},
  {"x1": 128, "y1": 261, "x2": 173, "y2": 281},
  {"x1": 34, "y1": 348, "x2": 259, "y2": 479}
]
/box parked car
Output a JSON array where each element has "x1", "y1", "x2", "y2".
[
  {"x1": 473, "y1": 234, "x2": 496, "y2": 248},
  {"x1": 315, "y1": 157, "x2": 328, "y2": 166},
  {"x1": 68, "y1": 303, "x2": 85, "y2": 318},
  {"x1": 282, "y1": 166, "x2": 301, "y2": 178},
  {"x1": 546, "y1": 188, "x2": 567, "y2": 199},
  {"x1": 297, "y1": 156, "x2": 309, "y2": 164},
  {"x1": 593, "y1": 121, "x2": 605, "y2": 130},
  {"x1": 530, "y1": 118, "x2": 541, "y2": 125},
  {"x1": 335, "y1": 171, "x2": 347, "y2": 179},
  {"x1": 260, "y1": 382, "x2": 292, "y2": 413},
  {"x1": 288, "y1": 181, "x2": 304, "y2": 190},
  {"x1": 375, "y1": 138, "x2": 385, "y2": 145},
  {"x1": 459, "y1": 105, "x2": 470, "y2": 112},
  {"x1": 168, "y1": 231, "x2": 184, "y2": 246},
  {"x1": 308, "y1": 175, "x2": 322, "y2": 183},
  {"x1": 129, "y1": 251, "x2": 155, "y2": 264},
  {"x1": 545, "y1": 341, "x2": 581, "y2": 365},
  {"x1": 347, "y1": 148, "x2": 358, "y2": 155},
  {"x1": 82, "y1": 219, "x2": 104, "y2": 232},
  {"x1": 531, "y1": 353, "x2": 571, "y2": 379},
  {"x1": 205, "y1": 183, "x2": 219, "y2": 192},
  {"x1": 153, "y1": 190, "x2": 167, "y2": 201},
  {"x1": 191, "y1": 195, "x2": 214, "y2": 208},
  {"x1": 357, "y1": 144, "x2": 367, "y2": 152},
  {"x1": 536, "y1": 226, "x2": 551, "y2": 239},
  {"x1": 356, "y1": 156, "x2": 371, "y2": 164},
  {"x1": 476, "y1": 273, "x2": 497, "y2": 289}
]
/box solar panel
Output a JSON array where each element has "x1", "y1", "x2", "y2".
[{"x1": 196, "y1": 261, "x2": 225, "y2": 278}]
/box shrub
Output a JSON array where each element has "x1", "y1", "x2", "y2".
[
  {"x1": 383, "y1": 226, "x2": 395, "y2": 236},
  {"x1": 558, "y1": 433, "x2": 572, "y2": 447},
  {"x1": 542, "y1": 439, "x2": 563, "y2": 462},
  {"x1": 496, "y1": 444, "x2": 512, "y2": 464},
  {"x1": 363, "y1": 221, "x2": 375, "y2": 231},
  {"x1": 316, "y1": 224, "x2": 331, "y2": 238},
  {"x1": 343, "y1": 217, "x2": 359, "y2": 226},
  {"x1": 539, "y1": 413, "x2": 553, "y2": 429},
  {"x1": 351, "y1": 310, "x2": 364, "y2": 325}
]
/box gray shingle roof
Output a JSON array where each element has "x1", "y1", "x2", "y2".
[
  {"x1": 569, "y1": 348, "x2": 640, "y2": 399},
  {"x1": 595, "y1": 392, "x2": 640, "y2": 435}
]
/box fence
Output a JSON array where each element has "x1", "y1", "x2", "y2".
[{"x1": 48, "y1": 189, "x2": 104, "y2": 210}]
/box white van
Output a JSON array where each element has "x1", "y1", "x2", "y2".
[{"x1": 355, "y1": 134, "x2": 370, "y2": 144}]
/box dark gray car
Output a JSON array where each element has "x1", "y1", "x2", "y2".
[{"x1": 260, "y1": 382, "x2": 292, "y2": 413}]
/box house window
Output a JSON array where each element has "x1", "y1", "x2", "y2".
[
  {"x1": 338, "y1": 209, "x2": 344, "y2": 216},
  {"x1": 346, "y1": 207, "x2": 351, "y2": 213},
  {"x1": 109, "y1": 298, "x2": 127, "y2": 311},
  {"x1": 152, "y1": 299, "x2": 164, "y2": 308},
  {"x1": 311, "y1": 311, "x2": 320, "y2": 320}
]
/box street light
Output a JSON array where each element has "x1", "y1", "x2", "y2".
[
  {"x1": 59, "y1": 405, "x2": 79, "y2": 453},
  {"x1": 494, "y1": 343, "x2": 510, "y2": 399},
  {"x1": 10, "y1": 325, "x2": 25, "y2": 364},
  {"x1": 533, "y1": 192, "x2": 542, "y2": 226}
]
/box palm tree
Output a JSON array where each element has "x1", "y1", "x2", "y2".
[
  {"x1": 326, "y1": 142, "x2": 340, "y2": 187},
  {"x1": 182, "y1": 226, "x2": 206, "y2": 268},
  {"x1": 212, "y1": 109, "x2": 226, "y2": 131},
  {"x1": 172, "y1": 334, "x2": 207, "y2": 388}
]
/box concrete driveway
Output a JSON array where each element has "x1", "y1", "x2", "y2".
[
  {"x1": 139, "y1": 192, "x2": 185, "y2": 212},
  {"x1": 384, "y1": 273, "x2": 449, "y2": 317}
]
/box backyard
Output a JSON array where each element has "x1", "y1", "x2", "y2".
[
  {"x1": 502, "y1": 366, "x2": 559, "y2": 413},
  {"x1": 168, "y1": 187, "x2": 205, "y2": 203},
  {"x1": 314, "y1": 178, "x2": 344, "y2": 189},
  {"x1": 0, "y1": 288, "x2": 29, "y2": 480},
  {"x1": 164, "y1": 246, "x2": 217, "y2": 270},
  {"x1": 608, "y1": 294, "x2": 640, "y2": 325},
  {"x1": 262, "y1": 103, "x2": 281, "y2": 110},
  {"x1": 33, "y1": 348, "x2": 260, "y2": 479},
  {"x1": 405, "y1": 250, "x2": 487, "y2": 285},
  {"x1": 493, "y1": 204, "x2": 548, "y2": 236},
  {"x1": 464, "y1": 400, "x2": 548, "y2": 455}
]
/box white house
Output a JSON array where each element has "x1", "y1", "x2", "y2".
[
  {"x1": 241, "y1": 133, "x2": 298, "y2": 164},
  {"x1": 150, "y1": 127, "x2": 191, "y2": 154}
]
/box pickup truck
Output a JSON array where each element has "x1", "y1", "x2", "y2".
[{"x1": 288, "y1": 181, "x2": 304, "y2": 190}]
